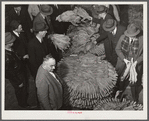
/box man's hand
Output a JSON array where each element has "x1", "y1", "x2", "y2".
[
  {"x1": 30, "y1": 28, "x2": 33, "y2": 33},
  {"x1": 132, "y1": 61, "x2": 137, "y2": 67},
  {"x1": 23, "y1": 54, "x2": 29, "y2": 59},
  {"x1": 19, "y1": 83, "x2": 23, "y2": 88},
  {"x1": 123, "y1": 58, "x2": 130, "y2": 65}
]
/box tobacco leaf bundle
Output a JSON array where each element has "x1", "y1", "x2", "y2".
[
  {"x1": 94, "y1": 97, "x2": 143, "y2": 110},
  {"x1": 56, "y1": 7, "x2": 92, "y2": 26},
  {"x1": 57, "y1": 53, "x2": 117, "y2": 109},
  {"x1": 51, "y1": 34, "x2": 71, "y2": 51}
]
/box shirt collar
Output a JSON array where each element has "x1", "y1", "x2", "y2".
[
  {"x1": 40, "y1": 13, "x2": 45, "y2": 19},
  {"x1": 112, "y1": 27, "x2": 117, "y2": 35},
  {"x1": 102, "y1": 13, "x2": 107, "y2": 20},
  {"x1": 36, "y1": 36, "x2": 42, "y2": 43},
  {"x1": 14, "y1": 9, "x2": 18, "y2": 13},
  {"x1": 49, "y1": 72, "x2": 61, "y2": 84},
  {"x1": 13, "y1": 31, "x2": 19, "y2": 37}
]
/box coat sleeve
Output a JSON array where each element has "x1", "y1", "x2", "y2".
[
  {"x1": 5, "y1": 54, "x2": 23, "y2": 86},
  {"x1": 136, "y1": 36, "x2": 143, "y2": 64},
  {"x1": 36, "y1": 77, "x2": 52, "y2": 110},
  {"x1": 96, "y1": 31, "x2": 108, "y2": 43},
  {"x1": 28, "y1": 43, "x2": 38, "y2": 70},
  {"x1": 115, "y1": 34, "x2": 125, "y2": 61}
]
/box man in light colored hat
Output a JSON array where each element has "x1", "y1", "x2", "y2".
[
  {"x1": 102, "y1": 19, "x2": 126, "y2": 67},
  {"x1": 115, "y1": 23, "x2": 143, "y2": 102},
  {"x1": 33, "y1": 5, "x2": 54, "y2": 35},
  {"x1": 5, "y1": 32, "x2": 29, "y2": 109}
]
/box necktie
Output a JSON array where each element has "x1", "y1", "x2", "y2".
[
  {"x1": 130, "y1": 38, "x2": 133, "y2": 44},
  {"x1": 45, "y1": 17, "x2": 49, "y2": 26}
]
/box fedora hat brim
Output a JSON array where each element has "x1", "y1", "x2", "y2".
[
  {"x1": 124, "y1": 29, "x2": 140, "y2": 37},
  {"x1": 33, "y1": 24, "x2": 49, "y2": 32},
  {"x1": 33, "y1": 25, "x2": 49, "y2": 32},
  {"x1": 103, "y1": 20, "x2": 117, "y2": 31},
  {"x1": 5, "y1": 35, "x2": 16, "y2": 45},
  {"x1": 40, "y1": 6, "x2": 53, "y2": 16}
]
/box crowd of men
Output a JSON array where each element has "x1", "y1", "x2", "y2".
[{"x1": 5, "y1": 4, "x2": 143, "y2": 110}]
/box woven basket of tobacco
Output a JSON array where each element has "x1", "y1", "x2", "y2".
[
  {"x1": 57, "y1": 53, "x2": 117, "y2": 109},
  {"x1": 94, "y1": 97, "x2": 143, "y2": 110}
]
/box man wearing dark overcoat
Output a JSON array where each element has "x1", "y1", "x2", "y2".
[
  {"x1": 28, "y1": 22, "x2": 50, "y2": 79},
  {"x1": 102, "y1": 19, "x2": 126, "y2": 67},
  {"x1": 5, "y1": 32, "x2": 29, "y2": 108}
]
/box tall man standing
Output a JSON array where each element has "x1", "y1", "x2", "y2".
[
  {"x1": 10, "y1": 20, "x2": 29, "y2": 60},
  {"x1": 33, "y1": 5, "x2": 62, "y2": 63},
  {"x1": 5, "y1": 32, "x2": 29, "y2": 108},
  {"x1": 102, "y1": 19, "x2": 126, "y2": 67},
  {"x1": 28, "y1": 22, "x2": 50, "y2": 79},
  {"x1": 92, "y1": 5, "x2": 115, "y2": 63}
]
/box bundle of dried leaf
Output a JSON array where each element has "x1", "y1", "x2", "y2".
[
  {"x1": 94, "y1": 97, "x2": 143, "y2": 110},
  {"x1": 50, "y1": 34, "x2": 71, "y2": 52},
  {"x1": 56, "y1": 7, "x2": 92, "y2": 26},
  {"x1": 57, "y1": 53, "x2": 117, "y2": 109}
]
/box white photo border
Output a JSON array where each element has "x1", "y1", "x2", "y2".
[{"x1": 1, "y1": 1, "x2": 148, "y2": 120}]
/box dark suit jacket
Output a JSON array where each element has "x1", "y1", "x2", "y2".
[
  {"x1": 12, "y1": 32, "x2": 28, "y2": 59},
  {"x1": 33, "y1": 13, "x2": 54, "y2": 34},
  {"x1": 28, "y1": 37, "x2": 50, "y2": 78},
  {"x1": 107, "y1": 25, "x2": 126, "y2": 66},
  {"x1": 36, "y1": 66, "x2": 63, "y2": 110},
  {"x1": 5, "y1": 50, "x2": 26, "y2": 88},
  {"x1": 34, "y1": 13, "x2": 63, "y2": 62}
]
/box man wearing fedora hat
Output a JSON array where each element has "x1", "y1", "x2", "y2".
[
  {"x1": 114, "y1": 23, "x2": 143, "y2": 102},
  {"x1": 92, "y1": 5, "x2": 115, "y2": 62},
  {"x1": 92, "y1": 5, "x2": 113, "y2": 24},
  {"x1": 92, "y1": 4, "x2": 120, "y2": 23},
  {"x1": 5, "y1": 32, "x2": 29, "y2": 109},
  {"x1": 28, "y1": 21, "x2": 51, "y2": 80},
  {"x1": 33, "y1": 5, "x2": 64, "y2": 63},
  {"x1": 102, "y1": 19, "x2": 126, "y2": 67},
  {"x1": 33, "y1": 5, "x2": 54, "y2": 35},
  {"x1": 10, "y1": 20, "x2": 29, "y2": 60}
]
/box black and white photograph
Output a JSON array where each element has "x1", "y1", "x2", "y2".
[{"x1": 1, "y1": 1, "x2": 148, "y2": 120}]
